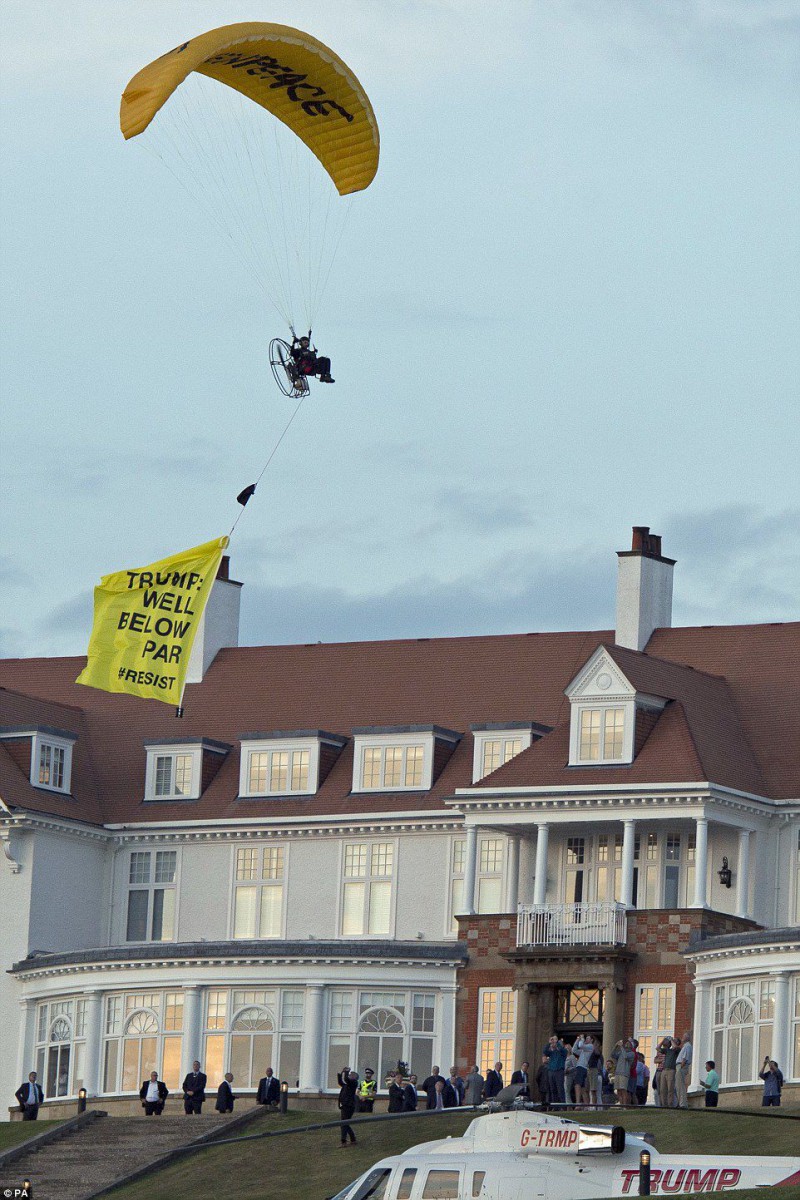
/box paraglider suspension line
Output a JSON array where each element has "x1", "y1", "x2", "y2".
[{"x1": 227, "y1": 392, "x2": 308, "y2": 538}]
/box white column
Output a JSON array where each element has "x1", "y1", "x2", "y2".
[
  {"x1": 691, "y1": 980, "x2": 711, "y2": 1092},
  {"x1": 82, "y1": 990, "x2": 104, "y2": 1096},
  {"x1": 438, "y1": 986, "x2": 458, "y2": 1073},
  {"x1": 620, "y1": 819, "x2": 636, "y2": 908},
  {"x1": 693, "y1": 818, "x2": 709, "y2": 909},
  {"x1": 505, "y1": 835, "x2": 520, "y2": 913},
  {"x1": 771, "y1": 971, "x2": 791, "y2": 1069},
  {"x1": 533, "y1": 823, "x2": 549, "y2": 905},
  {"x1": 735, "y1": 828, "x2": 751, "y2": 918},
  {"x1": 461, "y1": 826, "x2": 478, "y2": 916},
  {"x1": 601, "y1": 983, "x2": 620, "y2": 1061},
  {"x1": 299, "y1": 985, "x2": 326, "y2": 1092},
  {"x1": 16, "y1": 999, "x2": 36, "y2": 1086},
  {"x1": 181, "y1": 986, "x2": 204, "y2": 1079}
]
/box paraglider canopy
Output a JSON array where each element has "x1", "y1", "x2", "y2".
[{"x1": 120, "y1": 22, "x2": 379, "y2": 195}]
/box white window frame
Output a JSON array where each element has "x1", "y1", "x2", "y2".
[
  {"x1": 124, "y1": 849, "x2": 179, "y2": 943},
  {"x1": 570, "y1": 702, "x2": 634, "y2": 765},
  {"x1": 471, "y1": 728, "x2": 532, "y2": 782},
  {"x1": 339, "y1": 839, "x2": 398, "y2": 937},
  {"x1": 352, "y1": 731, "x2": 437, "y2": 793},
  {"x1": 476, "y1": 987, "x2": 515, "y2": 1077},
  {"x1": 229, "y1": 842, "x2": 288, "y2": 939},
  {"x1": 448, "y1": 834, "x2": 507, "y2": 932},
  {"x1": 144, "y1": 743, "x2": 201, "y2": 801},
  {"x1": 633, "y1": 983, "x2": 676, "y2": 1076},
  {"x1": 31, "y1": 731, "x2": 74, "y2": 794},
  {"x1": 239, "y1": 737, "x2": 325, "y2": 798}
]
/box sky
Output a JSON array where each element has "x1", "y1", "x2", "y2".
[{"x1": 1, "y1": 1, "x2": 799, "y2": 658}]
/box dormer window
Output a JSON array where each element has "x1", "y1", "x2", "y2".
[
  {"x1": 33, "y1": 731, "x2": 74, "y2": 794},
  {"x1": 470, "y1": 724, "x2": 544, "y2": 782},
  {"x1": 352, "y1": 726, "x2": 460, "y2": 793},
  {"x1": 238, "y1": 731, "x2": 346, "y2": 798},
  {"x1": 144, "y1": 738, "x2": 229, "y2": 801},
  {"x1": 145, "y1": 745, "x2": 201, "y2": 800}
]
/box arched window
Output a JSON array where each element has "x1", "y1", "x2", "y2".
[
  {"x1": 357, "y1": 1007, "x2": 405, "y2": 1086},
  {"x1": 47, "y1": 1017, "x2": 72, "y2": 1098},
  {"x1": 230, "y1": 1006, "x2": 274, "y2": 1088},
  {"x1": 725, "y1": 998, "x2": 755, "y2": 1084},
  {"x1": 122, "y1": 1009, "x2": 159, "y2": 1092}
]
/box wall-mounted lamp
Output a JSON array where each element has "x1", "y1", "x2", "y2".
[
  {"x1": 639, "y1": 1149, "x2": 651, "y2": 1196},
  {"x1": 279, "y1": 1080, "x2": 289, "y2": 1115},
  {"x1": 718, "y1": 857, "x2": 732, "y2": 888},
  {"x1": 77, "y1": 1087, "x2": 87, "y2": 1114}
]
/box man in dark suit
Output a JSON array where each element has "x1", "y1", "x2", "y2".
[
  {"x1": 388, "y1": 1071, "x2": 405, "y2": 1112},
  {"x1": 421, "y1": 1066, "x2": 448, "y2": 1109},
  {"x1": 256, "y1": 1067, "x2": 280, "y2": 1106},
  {"x1": 511, "y1": 1061, "x2": 530, "y2": 1098},
  {"x1": 139, "y1": 1071, "x2": 168, "y2": 1115},
  {"x1": 483, "y1": 1062, "x2": 504, "y2": 1099},
  {"x1": 182, "y1": 1060, "x2": 207, "y2": 1114},
  {"x1": 15, "y1": 1072, "x2": 44, "y2": 1120},
  {"x1": 215, "y1": 1073, "x2": 236, "y2": 1113},
  {"x1": 337, "y1": 1068, "x2": 358, "y2": 1146},
  {"x1": 403, "y1": 1073, "x2": 419, "y2": 1112}
]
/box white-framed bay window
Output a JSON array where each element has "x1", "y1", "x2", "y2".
[
  {"x1": 144, "y1": 743, "x2": 202, "y2": 800},
  {"x1": 325, "y1": 988, "x2": 438, "y2": 1089},
  {"x1": 125, "y1": 849, "x2": 178, "y2": 942},
  {"x1": 238, "y1": 732, "x2": 344, "y2": 798},
  {"x1": 711, "y1": 979, "x2": 774, "y2": 1085},
  {"x1": 203, "y1": 987, "x2": 304, "y2": 1089},
  {"x1": 102, "y1": 990, "x2": 184, "y2": 1094},
  {"x1": 477, "y1": 988, "x2": 515, "y2": 1077},
  {"x1": 232, "y1": 843, "x2": 286, "y2": 938},
  {"x1": 341, "y1": 840, "x2": 396, "y2": 937},
  {"x1": 471, "y1": 726, "x2": 533, "y2": 782},
  {"x1": 34, "y1": 997, "x2": 86, "y2": 1098}
]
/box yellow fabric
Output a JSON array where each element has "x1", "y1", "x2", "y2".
[
  {"x1": 76, "y1": 536, "x2": 229, "y2": 706},
  {"x1": 120, "y1": 22, "x2": 379, "y2": 195}
]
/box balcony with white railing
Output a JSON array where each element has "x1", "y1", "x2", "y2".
[{"x1": 516, "y1": 902, "x2": 627, "y2": 949}]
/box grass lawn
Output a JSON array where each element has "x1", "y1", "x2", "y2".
[
  {"x1": 0, "y1": 1120, "x2": 62, "y2": 1153},
  {"x1": 105, "y1": 1107, "x2": 800, "y2": 1200}
]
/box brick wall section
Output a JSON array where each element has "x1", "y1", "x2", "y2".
[
  {"x1": 455, "y1": 915, "x2": 517, "y2": 1069},
  {"x1": 455, "y1": 910, "x2": 761, "y2": 1064}
]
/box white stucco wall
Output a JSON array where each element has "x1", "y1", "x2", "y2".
[
  {"x1": 27, "y1": 828, "x2": 107, "y2": 954},
  {"x1": 0, "y1": 828, "x2": 34, "y2": 1120}
]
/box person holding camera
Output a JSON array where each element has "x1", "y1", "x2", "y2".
[{"x1": 759, "y1": 1057, "x2": 783, "y2": 1107}]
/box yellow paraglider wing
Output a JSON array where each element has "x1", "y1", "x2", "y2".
[{"x1": 120, "y1": 22, "x2": 379, "y2": 196}]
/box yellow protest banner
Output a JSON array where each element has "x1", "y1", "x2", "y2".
[{"x1": 76, "y1": 536, "x2": 229, "y2": 706}]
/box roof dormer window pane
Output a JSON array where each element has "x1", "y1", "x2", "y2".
[
  {"x1": 270, "y1": 751, "x2": 289, "y2": 792},
  {"x1": 363, "y1": 747, "x2": 382, "y2": 788},
  {"x1": 385, "y1": 746, "x2": 403, "y2": 787},
  {"x1": 155, "y1": 756, "x2": 172, "y2": 796},
  {"x1": 249, "y1": 752, "x2": 269, "y2": 793},
  {"x1": 405, "y1": 745, "x2": 424, "y2": 787},
  {"x1": 603, "y1": 709, "x2": 625, "y2": 758},
  {"x1": 579, "y1": 710, "x2": 601, "y2": 760},
  {"x1": 291, "y1": 751, "x2": 309, "y2": 791}
]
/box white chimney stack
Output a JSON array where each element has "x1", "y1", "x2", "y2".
[
  {"x1": 185, "y1": 556, "x2": 242, "y2": 683},
  {"x1": 615, "y1": 527, "x2": 675, "y2": 651}
]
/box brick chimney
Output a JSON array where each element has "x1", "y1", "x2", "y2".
[
  {"x1": 615, "y1": 527, "x2": 675, "y2": 651},
  {"x1": 185, "y1": 555, "x2": 242, "y2": 684}
]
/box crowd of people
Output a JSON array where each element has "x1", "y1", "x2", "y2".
[{"x1": 13, "y1": 1040, "x2": 785, "y2": 1127}]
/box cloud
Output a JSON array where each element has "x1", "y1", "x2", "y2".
[{"x1": 240, "y1": 545, "x2": 613, "y2": 645}]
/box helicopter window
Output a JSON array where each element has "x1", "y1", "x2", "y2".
[
  {"x1": 396, "y1": 1168, "x2": 417, "y2": 1199},
  {"x1": 351, "y1": 1168, "x2": 392, "y2": 1200},
  {"x1": 422, "y1": 1169, "x2": 461, "y2": 1198},
  {"x1": 471, "y1": 1171, "x2": 486, "y2": 1197}
]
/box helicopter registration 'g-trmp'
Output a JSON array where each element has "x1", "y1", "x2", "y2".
[{"x1": 330, "y1": 1099, "x2": 800, "y2": 1200}]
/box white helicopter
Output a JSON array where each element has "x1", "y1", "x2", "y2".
[{"x1": 329, "y1": 1089, "x2": 800, "y2": 1200}]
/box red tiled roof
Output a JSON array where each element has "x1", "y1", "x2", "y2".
[{"x1": 0, "y1": 620, "x2": 796, "y2": 825}]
